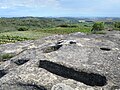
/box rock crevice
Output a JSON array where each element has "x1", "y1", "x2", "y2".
[{"x1": 39, "y1": 60, "x2": 107, "y2": 86}]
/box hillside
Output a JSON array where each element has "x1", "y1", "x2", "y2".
[{"x1": 0, "y1": 17, "x2": 79, "y2": 33}]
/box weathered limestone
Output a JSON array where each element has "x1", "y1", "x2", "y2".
[{"x1": 0, "y1": 31, "x2": 120, "y2": 90}]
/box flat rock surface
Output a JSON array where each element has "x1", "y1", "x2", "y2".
[{"x1": 0, "y1": 31, "x2": 120, "y2": 90}]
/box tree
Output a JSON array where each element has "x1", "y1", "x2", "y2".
[{"x1": 91, "y1": 22, "x2": 104, "y2": 32}]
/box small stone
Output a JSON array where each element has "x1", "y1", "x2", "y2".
[{"x1": 51, "y1": 83, "x2": 74, "y2": 90}]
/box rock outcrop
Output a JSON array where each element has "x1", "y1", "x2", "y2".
[{"x1": 0, "y1": 31, "x2": 120, "y2": 90}]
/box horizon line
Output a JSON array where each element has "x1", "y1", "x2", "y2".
[{"x1": 0, "y1": 16, "x2": 120, "y2": 18}]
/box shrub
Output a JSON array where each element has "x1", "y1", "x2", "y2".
[
  {"x1": 57, "y1": 24, "x2": 78, "y2": 28},
  {"x1": 17, "y1": 26, "x2": 28, "y2": 31},
  {"x1": 91, "y1": 22, "x2": 104, "y2": 32},
  {"x1": 114, "y1": 22, "x2": 120, "y2": 29},
  {"x1": 57, "y1": 24, "x2": 70, "y2": 27}
]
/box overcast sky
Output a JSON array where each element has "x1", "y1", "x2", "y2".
[{"x1": 0, "y1": 0, "x2": 120, "y2": 17}]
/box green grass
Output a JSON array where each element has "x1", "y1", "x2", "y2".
[
  {"x1": 0, "y1": 53, "x2": 14, "y2": 62},
  {"x1": 0, "y1": 31, "x2": 52, "y2": 44},
  {"x1": 113, "y1": 28, "x2": 120, "y2": 31},
  {"x1": 0, "y1": 35, "x2": 32, "y2": 44},
  {"x1": 39, "y1": 27, "x2": 92, "y2": 34},
  {"x1": 0, "y1": 31, "x2": 52, "y2": 39},
  {"x1": 91, "y1": 31, "x2": 106, "y2": 34}
]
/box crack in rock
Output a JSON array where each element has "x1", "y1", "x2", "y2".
[
  {"x1": 14, "y1": 59, "x2": 29, "y2": 65},
  {"x1": 100, "y1": 47, "x2": 111, "y2": 51},
  {"x1": 16, "y1": 83, "x2": 47, "y2": 90},
  {"x1": 0, "y1": 70, "x2": 7, "y2": 78},
  {"x1": 1, "y1": 83, "x2": 47, "y2": 90},
  {"x1": 42, "y1": 45, "x2": 62, "y2": 53},
  {"x1": 39, "y1": 60, "x2": 107, "y2": 86}
]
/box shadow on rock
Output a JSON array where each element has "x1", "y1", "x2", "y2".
[{"x1": 39, "y1": 60, "x2": 107, "y2": 86}]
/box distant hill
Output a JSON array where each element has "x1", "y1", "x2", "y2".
[
  {"x1": 0, "y1": 17, "x2": 79, "y2": 32},
  {"x1": 0, "y1": 17, "x2": 120, "y2": 33}
]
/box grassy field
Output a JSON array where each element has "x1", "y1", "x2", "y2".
[
  {"x1": 0, "y1": 31, "x2": 53, "y2": 44},
  {"x1": 0, "y1": 26, "x2": 92, "y2": 44},
  {"x1": 0, "y1": 31, "x2": 52, "y2": 39},
  {"x1": 40, "y1": 27, "x2": 91, "y2": 34}
]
